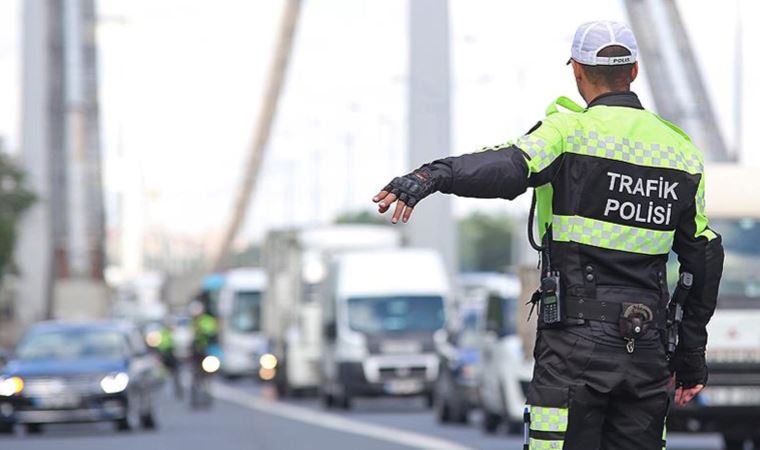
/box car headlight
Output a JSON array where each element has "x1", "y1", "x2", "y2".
[
  {"x1": 100, "y1": 372, "x2": 130, "y2": 394},
  {"x1": 259, "y1": 353, "x2": 278, "y2": 370},
  {"x1": 202, "y1": 355, "x2": 220, "y2": 373},
  {"x1": 0, "y1": 377, "x2": 24, "y2": 396}
]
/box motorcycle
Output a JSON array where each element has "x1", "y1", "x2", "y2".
[{"x1": 190, "y1": 343, "x2": 221, "y2": 409}]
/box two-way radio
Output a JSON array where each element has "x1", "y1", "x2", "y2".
[
  {"x1": 540, "y1": 272, "x2": 562, "y2": 324},
  {"x1": 528, "y1": 190, "x2": 562, "y2": 325}
]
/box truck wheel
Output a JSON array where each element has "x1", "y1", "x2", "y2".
[
  {"x1": 453, "y1": 404, "x2": 469, "y2": 424},
  {"x1": 140, "y1": 407, "x2": 157, "y2": 430},
  {"x1": 339, "y1": 393, "x2": 353, "y2": 410},
  {"x1": 321, "y1": 391, "x2": 334, "y2": 409},
  {"x1": 481, "y1": 409, "x2": 501, "y2": 434},
  {"x1": 723, "y1": 436, "x2": 745, "y2": 450},
  {"x1": 25, "y1": 423, "x2": 43, "y2": 434},
  {"x1": 425, "y1": 392, "x2": 434, "y2": 409}
]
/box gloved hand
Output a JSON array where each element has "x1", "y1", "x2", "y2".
[
  {"x1": 372, "y1": 166, "x2": 439, "y2": 223},
  {"x1": 670, "y1": 347, "x2": 708, "y2": 388}
]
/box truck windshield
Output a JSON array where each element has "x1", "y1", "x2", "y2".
[
  {"x1": 347, "y1": 296, "x2": 445, "y2": 334},
  {"x1": 712, "y1": 218, "x2": 760, "y2": 301},
  {"x1": 231, "y1": 291, "x2": 262, "y2": 333}
]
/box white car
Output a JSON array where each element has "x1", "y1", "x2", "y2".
[{"x1": 465, "y1": 273, "x2": 534, "y2": 434}]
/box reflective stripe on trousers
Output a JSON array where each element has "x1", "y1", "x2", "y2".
[{"x1": 524, "y1": 404, "x2": 567, "y2": 449}]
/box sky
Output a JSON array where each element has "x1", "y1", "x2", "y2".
[{"x1": 0, "y1": 0, "x2": 757, "y2": 255}]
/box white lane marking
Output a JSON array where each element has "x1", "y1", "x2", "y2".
[{"x1": 212, "y1": 383, "x2": 476, "y2": 450}]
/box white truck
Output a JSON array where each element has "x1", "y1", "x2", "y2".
[
  {"x1": 667, "y1": 164, "x2": 760, "y2": 449},
  {"x1": 262, "y1": 225, "x2": 400, "y2": 396},
  {"x1": 217, "y1": 268, "x2": 268, "y2": 379},
  {"x1": 320, "y1": 248, "x2": 450, "y2": 409}
]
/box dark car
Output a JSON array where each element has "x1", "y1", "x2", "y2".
[
  {"x1": 433, "y1": 307, "x2": 482, "y2": 424},
  {"x1": 0, "y1": 321, "x2": 164, "y2": 434}
]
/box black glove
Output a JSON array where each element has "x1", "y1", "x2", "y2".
[
  {"x1": 670, "y1": 347, "x2": 708, "y2": 388},
  {"x1": 382, "y1": 166, "x2": 439, "y2": 208}
]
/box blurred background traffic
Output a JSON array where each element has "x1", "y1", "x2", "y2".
[{"x1": 0, "y1": 0, "x2": 758, "y2": 449}]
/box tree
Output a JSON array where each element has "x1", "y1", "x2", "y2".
[
  {"x1": 458, "y1": 212, "x2": 514, "y2": 272},
  {"x1": 0, "y1": 152, "x2": 36, "y2": 285}
]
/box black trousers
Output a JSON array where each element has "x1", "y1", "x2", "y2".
[{"x1": 526, "y1": 327, "x2": 671, "y2": 450}]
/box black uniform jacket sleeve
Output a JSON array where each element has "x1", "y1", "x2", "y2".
[
  {"x1": 424, "y1": 122, "x2": 550, "y2": 200},
  {"x1": 426, "y1": 146, "x2": 529, "y2": 200},
  {"x1": 672, "y1": 184, "x2": 725, "y2": 351}
]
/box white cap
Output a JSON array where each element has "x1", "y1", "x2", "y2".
[{"x1": 569, "y1": 21, "x2": 638, "y2": 66}]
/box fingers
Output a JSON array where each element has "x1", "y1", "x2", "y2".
[
  {"x1": 674, "y1": 387, "x2": 684, "y2": 406},
  {"x1": 377, "y1": 193, "x2": 397, "y2": 214},
  {"x1": 674, "y1": 384, "x2": 704, "y2": 406},
  {"x1": 373, "y1": 186, "x2": 416, "y2": 224},
  {"x1": 391, "y1": 200, "x2": 406, "y2": 224},
  {"x1": 402, "y1": 205, "x2": 414, "y2": 223},
  {"x1": 391, "y1": 201, "x2": 414, "y2": 224},
  {"x1": 373, "y1": 190, "x2": 389, "y2": 203},
  {"x1": 683, "y1": 384, "x2": 704, "y2": 404}
]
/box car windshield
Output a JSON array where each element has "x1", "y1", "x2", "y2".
[
  {"x1": 16, "y1": 328, "x2": 129, "y2": 360},
  {"x1": 231, "y1": 291, "x2": 262, "y2": 333},
  {"x1": 669, "y1": 218, "x2": 760, "y2": 303},
  {"x1": 347, "y1": 296, "x2": 445, "y2": 334}
]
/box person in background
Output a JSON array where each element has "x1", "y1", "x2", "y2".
[{"x1": 157, "y1": 320, "x2": 182, "y2": 399}]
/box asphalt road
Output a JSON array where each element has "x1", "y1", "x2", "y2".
[{"x1": 0, "y1": 378, "x2": 727, "y2": 450}]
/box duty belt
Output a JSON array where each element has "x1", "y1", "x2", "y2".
[{"x1": 565, "y1": 296, "x2": 666, "y2": 329}]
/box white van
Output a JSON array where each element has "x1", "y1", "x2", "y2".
[
  {"x1": 217, "y1": 268, "x2": 268, "y2": 378},
  {"x1": 320, "y1": 248, "x2": 450, "y2": 409},
  {"x1": 262, "y1": 225, "x2": 401, "y2": 395}
]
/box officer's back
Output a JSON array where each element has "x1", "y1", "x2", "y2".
[{"x1": 372, "y1": 20, "x2": 724, "y2": 450}]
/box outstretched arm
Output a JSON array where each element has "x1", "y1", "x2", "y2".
[
  {"x1": 372, "y1": 120, "x2": 565, "y2": 223},
  {"x1": 372, "y1": 146, "x2": 530, "y2": 223}
]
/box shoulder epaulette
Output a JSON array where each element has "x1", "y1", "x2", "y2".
[{"x1": 545, "y1": 96, "x2": 585, "y2": 116}]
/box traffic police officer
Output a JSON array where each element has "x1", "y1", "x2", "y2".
[{"x1": 373, "y1": 21, "x2": 724, "y2": 449}]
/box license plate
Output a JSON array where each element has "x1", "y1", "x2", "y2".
[
  {"x1": 380, "y1": 341, "x2": 422, "y2": 355},
  {"x1": 385, "y1": 379, "x2": 423, "y2": 394},
  {"x1": 34, "y1": 394, "x2": 81, "y2": 409},
  {"x1": 700, "y1": 387, "x2": 760, "y2": 406}
]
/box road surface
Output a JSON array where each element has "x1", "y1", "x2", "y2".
[{"x1": 0, "y1": 378, "x2": 726, "y2": 450}]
